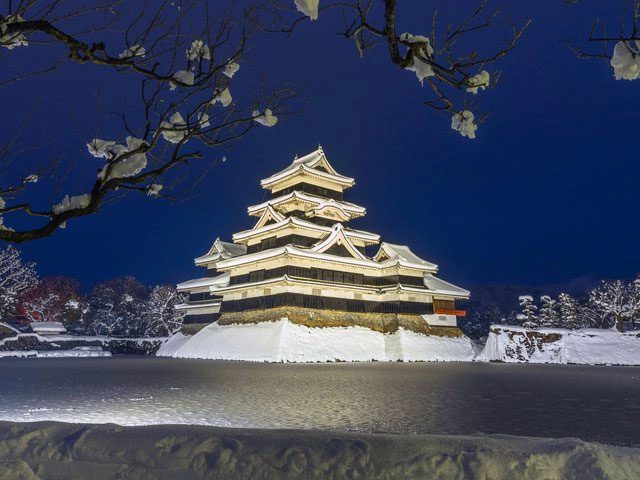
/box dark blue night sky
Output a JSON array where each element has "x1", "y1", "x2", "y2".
[{"x1": 5, "y1": 1, "x2": 640, "y2": 290}]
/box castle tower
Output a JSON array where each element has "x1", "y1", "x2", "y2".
[{"x1": 177, "y1": 146, "x2": 469, "y2": 337}]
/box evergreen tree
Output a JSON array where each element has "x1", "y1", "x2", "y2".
[
  {"x1": 539, "y1": 295, "x2": 560, "y2": 327},
  {"x1": 557, "y1": 293, "x2": 580, "y2": 329},
  {"x1": 517, "y1": 295, "x2": 538, "y2": 328},
  {"x1": 629, "y1": 276, "x2": 640, "y2": 330}
]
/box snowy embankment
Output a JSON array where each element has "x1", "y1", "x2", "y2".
[
  {"x1": 157, "y1": 319, "x2": 475, "y2": 362},
  {"x1": 0, "y1": 332, "x2": 169, "y2": 358},
  {"x1": 1, "y1": 421, "x2": 638, "y2": 479},
  {"x1": 0, "y1": 346, "x2": 111, "y2": 359},
  {"x1": 477, "y1": 325, "x2": 640, "y2": 365}
]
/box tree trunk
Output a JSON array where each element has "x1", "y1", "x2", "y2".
[{"x1": 616, "y1": 315, "x2": 624, "y2": 332}]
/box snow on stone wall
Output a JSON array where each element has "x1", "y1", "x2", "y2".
[
  {"x1": 477, "y1": 325, "x2": 640, "y2": 365},
  {"x1": 157, "y1": 319, "x2": 475, "y2": 362}
]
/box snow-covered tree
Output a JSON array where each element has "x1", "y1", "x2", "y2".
[
  {"x1": 556, "y1": 293, "x2": 581, "y2": 329},
  {"x1": 517, "y1": 295, "x2": 538, "y2": 328},
  {"x1": 144, "y1": 285, "x2": 186, "y2": 337},
  {"x1": 85, "y1": 276, "x2": 148, "y2": 337},
  {"x1": 0, "y1": 246, "x2": 37, "y2": 320},
  {"x1": 628, "y1": 276, "x2": 640, "y2": 330},
  {"x1": 589, "y1": 280, "x2": 633, "y2": 332},
  {"x1": 538, "y1": 295, "x2": 560, "y2": 327},
  {"x1": 19, "y1": 276, "x2": 81, "y2": 324}
]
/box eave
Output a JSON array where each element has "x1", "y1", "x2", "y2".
[
  {"x1": 216, "y1": 243, "x2": 434, "y2": 274},
  {"x1": 247, "y1": 191, "x2": 366, "y2": 218},
  {"x1": 232, "y1": 216, "x2": 380, "y2": 244},
  {"x1": 261, "y1": 164, "x2": 355, "y2": 190}
]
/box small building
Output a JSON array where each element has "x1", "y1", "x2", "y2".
[
  {"x1": 0, "y1": 322, "x2": 19, "y2": 339},
  {"x1": 177, "y1": 146, "x2": 469, "y2": 332},
  {"x1": 30, "y1": 322, "x2": 66, "y2": 336}
]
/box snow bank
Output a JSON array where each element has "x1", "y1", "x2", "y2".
[
  {"x1": 0, "y1": 350, "x2": 36, "y2": 358},
  {"x1": 160, "y1": 319, "x2": 475, "y2": 362},
  {"x1": 477, "y1": 325, "x2": 640, "y2": 365},
  {"x1": 1, "y1": 421, "x2": 638, "y2": 479},
  {"x1": 0, "y1": 347, "x2": 111, "y2": 359},
  {"x1": 155, "y1": 333, "x2": 190, "y2": 357},
  {"x1": 0, "y1": 333, "x2": 169, "y2": 357},
  {"x1": 37, "y1": 347, "x2": 112, "y2": 358}
]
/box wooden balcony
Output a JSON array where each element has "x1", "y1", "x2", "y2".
[{"x1": 434, "y1": 308, "x2": 466, "y2": 317}]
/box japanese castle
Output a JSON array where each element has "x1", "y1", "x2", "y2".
[{"x1": 176, "y1": 146, "x2": 469, "y2": 342}]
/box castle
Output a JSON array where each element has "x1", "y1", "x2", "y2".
[{"x1": 169, "y1": 147, "x2": 472, "y2": 361}]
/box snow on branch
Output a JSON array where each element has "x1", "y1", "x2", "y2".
[
  {"x1": 569, "y1": 0, "x2": 640, "y2": 81},
  {"x1": 258, "y1": 0, "x2": 529, "y2": 139},
  {"x1": 0, "y1": 1, "x2": 298, "y2": 243}
]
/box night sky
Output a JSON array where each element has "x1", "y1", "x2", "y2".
[{"x1": 5, "y1": 1, "x2": 639, "y2": 290}]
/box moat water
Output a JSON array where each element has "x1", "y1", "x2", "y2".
[{"x1": 1, "y1": 357, "x2": 639, "y2": 446}]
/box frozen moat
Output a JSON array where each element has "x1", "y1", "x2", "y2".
[{"x1": 1, "y1": 357, "x2": 639, "y2": 446}]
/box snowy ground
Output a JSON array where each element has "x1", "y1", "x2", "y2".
[
  {"x1": 0, "y1": 421, "x2": 638, "y2": 479},
  {"x1": 477, "y1": 325, "x2": 640, "y2": 365},
  {"x1": 157, "y1": 319, "x2": 475, "y2": 362}
]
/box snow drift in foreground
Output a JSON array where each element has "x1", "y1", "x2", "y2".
[
  {"x1": 157, "y1": 319, "x2": 475, "y2": 362},
  {"x1": 1, "y1": 421, "x2": 638, "y2": 480},
  {"x1": 477, "y1": 325, "x2": 640, "y2": 365}
]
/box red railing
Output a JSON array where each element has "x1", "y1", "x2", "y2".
[{"x1": 434, "y1": 308, "x2": 466, "y2": 317}]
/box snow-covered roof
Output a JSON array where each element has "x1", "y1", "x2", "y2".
[
  {"x1": 216, "y1": 242, "x2": 435, "y2": 273},
  {"x1": 177, "y1": 272, "x2": 230, "y2": 291},
  {"x1": 260, "y1": 147, "x2": 355, "y2": 189},
  {"x1": 175, "y1": 300, "x2": 222, "y2": 311},
  {"x1": 252, "y1": 205, "x2": 286, "y2": 229},
  {"x1": 0, "y1": 322, "x2": 20, "y2": 335},
  {"x1": 195, "y1": 238, "x2": 247, "y2": 266},
  {"x1": 232, "y1": 216, "x2": 380, "y2": 244},
  {"x1": 423, "y1": 274, "x2": 470, "y2": 298},
  {"x1": 311, "y1": 224, "x2": 368, "y2": 260},
  {"x1": 30, "y1": 322, "x2": 66, "y2": 333},
  {"x1": 247, "y1": 191, "x2": 366, "y2": 217},
  {"x1": 374, "y1": 243, "x2": 438, "y2": 271},
  {"x1": 311, "y1": 199, "x2": 354, "y2": 221}
]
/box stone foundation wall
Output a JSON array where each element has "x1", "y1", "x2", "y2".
[
  {"x1": 180, "y1": 323, "x2": 211, "y2": 335},
  {"x1": 218, "y1": 307, "x2": 463, "y2": 337}
]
